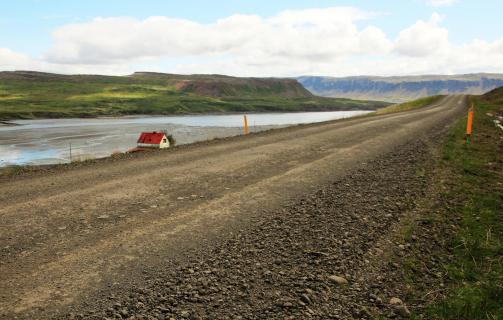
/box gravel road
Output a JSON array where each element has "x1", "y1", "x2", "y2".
[{"x1": 0, "y1": 95, "x2": 467, "y2": 319}]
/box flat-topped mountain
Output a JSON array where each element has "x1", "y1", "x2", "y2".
[
  {"x1": 298, "y1": 73, "x2": 503, "y2": 102},
  {"x1": 131, "y1": 72, "x2": 313, "y2": 98},
  {"x1": 0, "y1": 71, "x2": 312, "y2": 98},
  {"x1": 0, "y1": 71, "x2": 388, "y2": 120}
]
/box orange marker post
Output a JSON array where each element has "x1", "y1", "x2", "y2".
[
  {"x1": 243, "y1": 115, "x2": 249, "y2": 135},
  {"x1": 466, "y1": 103, "x2": 474, "y2": 138}
]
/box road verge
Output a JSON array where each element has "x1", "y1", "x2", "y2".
[{"x1": 380, "y1": 96, "x2": 503, "y2": 319}]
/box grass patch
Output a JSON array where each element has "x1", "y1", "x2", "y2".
[
  {"x1": 376, "y1": 95, "x2": 444, "y2": 115},
  {"x1": 0, "y1": 165, "x2": 24, "y2": 177},
  {"x1": 420, "y1": 97, "x2": 503, "y2": 319},
  {"x1": 67, "y1": 92, "x2": 156, "y2": 101}
]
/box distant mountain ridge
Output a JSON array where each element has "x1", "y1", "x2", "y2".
[{"x1": 298, "y1": 73, "x2": 503, "y2": 102}]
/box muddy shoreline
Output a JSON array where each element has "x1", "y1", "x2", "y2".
[
  {"x1": 0, "y1": 106, "x2": 383, "y2": 122},
  {"x1": 0, "y1": 111, "x2": 371, "y2": 168},
  {"x1": 0, "y1": 111, "x2": 373, "y2": 177},
  {"x1": 0, "y1": 121, "x2": 18, "y2": 126}
]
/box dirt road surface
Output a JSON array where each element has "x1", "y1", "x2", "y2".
[{"x1": 0, "y1": 95, "x2": 467, "y2": 319}]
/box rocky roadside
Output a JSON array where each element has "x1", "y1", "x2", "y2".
[{"x1": 61, "y1": 128, "x2": 448, "y2": 320}]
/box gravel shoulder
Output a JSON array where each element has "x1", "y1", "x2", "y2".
[{"x1": 0, "y1": 96, "x2": 467, "y2": 319}]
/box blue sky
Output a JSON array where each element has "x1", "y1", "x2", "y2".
[{"x1": 1, "y1": 0, "x2": 503, "y2": 76}]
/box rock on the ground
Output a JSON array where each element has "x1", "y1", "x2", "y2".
[{"x1": 328, "y1": 275, "x2": 348, "y2": 285}]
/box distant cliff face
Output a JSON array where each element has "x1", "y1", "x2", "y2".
[{"x1": 298, "y1": 74, "x2": 503, "y2": 102}]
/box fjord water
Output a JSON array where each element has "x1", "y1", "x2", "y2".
[{"x1": 0, "y1": 111, "x2": 370, "y2": 167}]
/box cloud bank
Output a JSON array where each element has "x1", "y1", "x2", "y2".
[
  {"x1": 426, "y1": 0, "x2": 458, "y2": 8},
  {"x1": 1, "y1": 7, "x2": 503, "y2": 76}
]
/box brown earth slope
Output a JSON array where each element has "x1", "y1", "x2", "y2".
[{"x1": 0, "y1": 95, "x2": 467, "y2": 319}]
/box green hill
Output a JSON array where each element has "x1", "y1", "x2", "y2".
[
  {"x1": 481, "y1": 85, "x2": 503, "y2": 104},
  {"x1": 0, "y1": 71, "x2": 389, "y2": 120}
]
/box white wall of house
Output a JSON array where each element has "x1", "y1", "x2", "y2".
[
  {"x1": 159, "y1": 136, "x2": 170, "y2": 149},
  {"x1": 137, "y1": 135, "x2": 170, "y2": 149}
]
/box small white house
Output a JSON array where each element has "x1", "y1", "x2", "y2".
[{"x1": 137, "y1": 131, "x2": 170, "y2": 149}]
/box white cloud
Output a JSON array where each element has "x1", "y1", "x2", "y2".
[
  {"x1": 0, "y1": 47, "x2": 136, "y2": 75},
  {"x1": 395, "y1": 13, "x2": 449, "y2": 57},
  {"x1": 425, "y1": 0, "x2": 458, "y2": 7},
  {"x1": 44, "y1": 7, "x2": 387, "y2": 66},
  {"x1": 2, "y1": 7, "x2": 503, "y2": 77},
  {"x1": 36, "y1": 7, "x2": 396, "y2": 76},
  {"x1": 0, "y1": 48, "x2": 35, "y2": 70}
]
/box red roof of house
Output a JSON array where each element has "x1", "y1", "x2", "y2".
[{"x1": 137, "y1": 132, "x2": 166, "y2": 144}]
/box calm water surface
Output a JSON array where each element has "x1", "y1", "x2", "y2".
[{"x1": 0, "y1": 111, "x2": 370, "y2": 167}]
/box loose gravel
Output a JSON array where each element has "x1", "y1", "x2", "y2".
[{"x1": 70, "y1": 137, "x2": 436, "y2": 320}]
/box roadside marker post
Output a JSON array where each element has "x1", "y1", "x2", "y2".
[
  {"x1": 466, "y1": 103, "x2": 474, "y2": 142},
  {"x1": 243, "y1": 115, "x2": 249, "y2": 135}
]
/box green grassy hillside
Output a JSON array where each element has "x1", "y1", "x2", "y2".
[
  {"x1": 480, "y1": 86, "x2": 503, "y2": 104},
  {"x1": 375, "y1": 95, "x2": 444, "y2": 115},
  {"x1": 0, "y1": 71, "x2": 389, "y2": 120}
]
